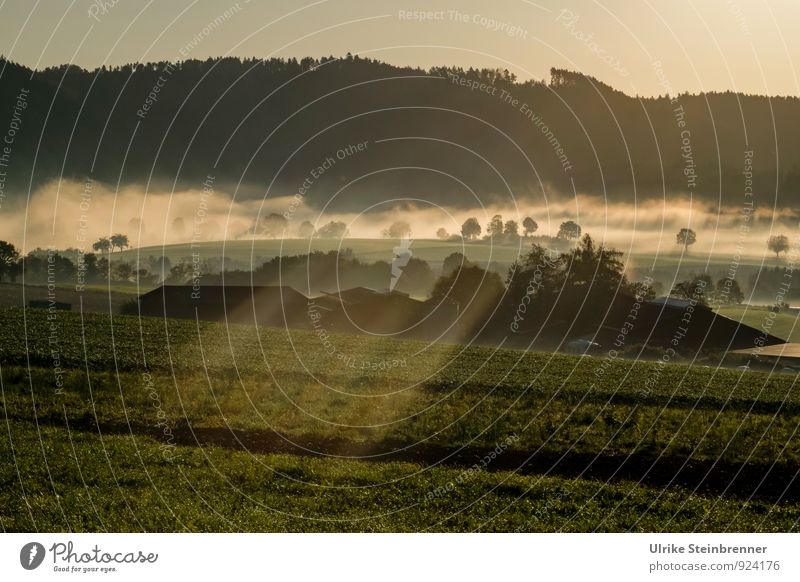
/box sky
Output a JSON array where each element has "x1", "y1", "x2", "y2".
[{"x1": 0, "y1": 0, "x2": 798, "y2": 97}]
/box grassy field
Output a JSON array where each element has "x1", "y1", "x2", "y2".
[
  {"x1": 118, "y1": 238, "x2": 531, "y2": 269},
  {"x1": 121, "y1": 238, "x2": 773, "y2": 271},
  {"x1": 0, "y1": 282, "x2": 139, "y2": 314},
  {"x1": 2, "y1": 307, "x2": 799, "y2": 531},
  {"x1": 716, "y1": 305, "x2": 800, "y2": 343}
]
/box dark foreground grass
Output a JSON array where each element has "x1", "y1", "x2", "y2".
[
  {"x1": 4, "y1": 364, "x2": 800, "y2": 479},
  {"x1": 2, "y1": 420, "x2": 797, "y2": 532},
  {"x1": 1, "y1": 308, "x2": 799, "y2": 531}
]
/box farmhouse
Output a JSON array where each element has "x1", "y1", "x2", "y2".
[
  {"x1": 137, "y1": 285, "x2": 310, "y2": 327},
  {"x1": 137, "y1": 284, "x2": 460, "y2": 338},
  {"x1": 589, "y1": 296, "x2": 786, "y2": 353},
  {"x1": 314, "y1": 287, "x2": 423, "y2": 335},
  {"x1": 312, "y1": 286, "x2": 459, "y2": 337}
]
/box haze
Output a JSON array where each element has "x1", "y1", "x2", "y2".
[
  {"x1": 1, "y1": 0, "x2": 799, "y2": 97},
  {"x1": 6, "y1": 178, "x2": 794, "y2": 264}
]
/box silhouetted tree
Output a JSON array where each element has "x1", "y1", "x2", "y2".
[
  {"x1": 715, "y1": 277, "x2": 744, "y2": 304},
  {"x1": 298, "y1": 220, "x2": 315, "y2": 238},
  {"x1": 629, "y1": 279, "x2": 657, "y2": 302},
  {"x1": 767, "y1": 234, "x2": 790, "y2": 258},
  {"x1": 394, "y1": 257, "x2": 435, "y2": 295},
  {"x1": 78, "y1": 252, "x2": 103, "y2": 283},
  {"x1": 316, "y1": 221, "x2": 348, "y2": 239},
  {"x1": 557, "y1": 220, "x2": 581, "y2": 240},
  {"x1": 259, "y1": 213, "x2": 289, "y2": 238},
  {"x1": 0, "y1": 241, "x2": 20, "y2": 282},
  {"x1": 461, "y1": 217, "x2": 481, "y2": 240},
  {"x1": 22, "y1": 252, "x2": 75, "y2": 283},
  {"x1": 383, "y1": 221, "x2": 412, "y2": 239},
  {"x1": 436, "y1": 228, "x2": 450, "y2": 240},
  {"x1": 561, "y1": 234, "x2": 626, "y2": 293},
  {"x1": 110, "y1": 233, "x2": 129, "y2": 252},
  {"x1": 3, "y1": 56, "x2": 800, "y2": 213},
  {"x1": 670, "y1": 273, "x2": 712, "y2": 305},
  {"x1": 96, "y1": 257, "x2": 109, "y2": 280},
  {"x1": 487, "y1": 215, "x2": 504, "y2": 238},
  {"x1": 676, "y1": 228, "x2": 697, "y2": 250},
  {"x1": 112, "y1": 262, "x2": 134, "y2": 282},
  {"x1": 522, "y1": 217, "x2": 538, "y2": 236},
  {"x1": 503, "y1": 220, "x2": 519, "y2": 239},
  {"x1": 92, "y1": 237, "x2": 111, "y2": 254},
  {"x1": 165, "y1": 263, "x2": 194, "y2": 284},
  {"x1": 504, "y1": 235, "x2": 638, "y2": 335},
  {"x1": 442, "y1": 252, "x2": 472, "y2": 276}
]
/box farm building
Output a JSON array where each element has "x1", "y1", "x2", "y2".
[
  {"x1": 137, "y1": 285, "x2": 460, "y2": 338},
  {"x1": 588, "y1": 296, "x2": 787, "y2": 353},
  {"x1": 137, "y1": 285, "x2": 310, "y2": 328},
  {"x1": 312, "y1": 286, "x2": 459, "y2": 337}
]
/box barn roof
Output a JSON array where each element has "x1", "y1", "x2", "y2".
[{"x1": 139, "y1": 285, "x2": 308, "y2": 304}]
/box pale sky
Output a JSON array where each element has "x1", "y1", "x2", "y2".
[{"x1": 1, "y1": 0, "x2": 798, "y2": 97}]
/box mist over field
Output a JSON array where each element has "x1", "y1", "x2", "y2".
[
  {"x1": 0, "y1": 56, "x2": 797, "y2": 266},
  {"x1": 3, "y1": 178, "x2": 796, "y2": 263}
]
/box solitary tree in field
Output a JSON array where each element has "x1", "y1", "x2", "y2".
[
  {"x1": 383, "y1": 221, "x2": 412, "y2": 239},
  {"x1": 487, "y1": 215, "x2": 504, "y2": 238},
  {"x1": 767, "y1": 234, "x2": 790, "y2": 258},
  {"x1": 92, "y1": 237, "x2": 111, "y2": 254},
  {"x1": 436, "y1": 227, "x2": 450, "y2": 240},
  {"x1": 522, "y1": 217, "x2": 538, "y2": 237},
  {"x1": 0, "y1": 240, "x2": 19, "y2": 282},
  {"x1": 110, "y1": 234, "x2": 130, "y2": 252},
  {"x1": 557, "y1": 220, "x2": 581, "y2": 240},
  {"x1": 676, "y1": 228, "x2": 697, "y2": 250},
  {"x1": 461, "y1": 217, "x2": 482, "y2": 240}
]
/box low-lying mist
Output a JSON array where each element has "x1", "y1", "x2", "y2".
[{"x1": 1, "y1": 179, "x2": 797, "y2": 262}]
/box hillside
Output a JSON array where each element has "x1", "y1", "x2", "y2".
[{"x1": 1, "y1": 57, "x2": 799, "y2": 216}]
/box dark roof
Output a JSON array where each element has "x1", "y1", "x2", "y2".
[
  {"x1": 583, "y1": 294, "x2": 786, "y2": 352},
  {"x1": 139, "y1": 285, "x2": 308, "y2": 304}
]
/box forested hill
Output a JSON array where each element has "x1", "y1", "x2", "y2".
[{"x1": 1, "y1": 55, "x2": 798, "y2": 212}]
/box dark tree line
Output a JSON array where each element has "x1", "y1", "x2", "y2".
[
  {"x1": 202, "y1": 250, "x2": 435, "y2": 297},
  {"x1": 1, "y1": 56, "x2": 799, "y2": 213},
  {"x1": 0, "y1": 241, "x2": 178, "y2": 286},
  {"x1": 422, "y1": 234, "x2": 656, "y2": 339},
  {"x1": 0, "y1": 234, "x2": 756, "y2": 326}
]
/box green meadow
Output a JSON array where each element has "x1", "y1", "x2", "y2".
[{"x1": 2, "y1": 307, "x2": 799, "y2": 531}]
